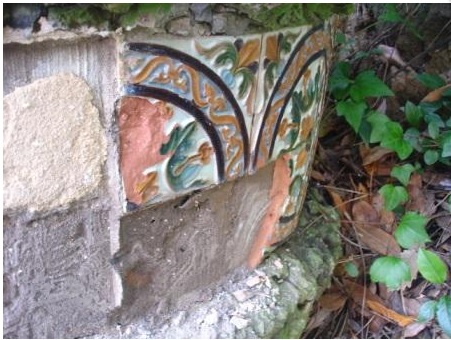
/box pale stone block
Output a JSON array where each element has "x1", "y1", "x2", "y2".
[{"x1": 3, "y1": 73, "x2": 107, "y2": 212}]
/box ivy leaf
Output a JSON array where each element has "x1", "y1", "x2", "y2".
[
  {"x1": 404, "y1": 101, "x2": 424, "y2": 128},
  {"x1": 380, "y1": 4, "x2": 403, "y2": 23},
  {"x1": 428, "y1": 121, "x2": 440, "y2": 139},
  {"x1": 336, "y1": 100, "x2": 367, "y2": 133},
  {"x1": 380, "y1": 122, "x2": 413, "y2": 160},
  {"x1": 349, "y1": 71, "x2": 394, "y2": 102},
  {"x1": 417, "y1": 300, "x2": 437, "y2": 323},
  {"x1": 404, "y1": 127, "x2": 423, "y2": 152},
  {"x1": 394, "y1": 212, "x2": 430, "y2": 249},
  {"x1": 370, "y1": 256, "x2": 411, "y2": 291},
  {"x1": 367, "y1": 111, "x2": 392, "y2": 143},
  {"x1": 391, "y1": 163, "x2": 415, "y2": 186},
  {"x1": 379, "y1": 184, "x2": 409, "y2": 211},
  {"x1": 329, "y1": 62, "x2": 352, "y2": 100},
  {"x1": 437, "y1": 296, "x2": 451, "y2": 338},
  {"x1": 424, "y1": 149, "x2": 439, "y2": 165},
  {"x1": 416, "y1": 73, "x2": 446, "y2": 89},
  {"x1": 417, "y1": 248, "x2": 448, "y2": 284}
]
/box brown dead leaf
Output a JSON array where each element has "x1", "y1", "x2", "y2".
[
  {"x1": 422, "y1": 84, "x2": 451, "y2": 103},
  {"x1": 344, "y1": 279, "x2": 415, "y2": 327},
  {"x1": 352, "y1": 201, "x2": 400, "y2": 255},
  {"x1": 305, "y1": 308, "x2": 332, "y2": 333},
  {"x1": 319, "y1": 292, "x2": 347, "y2": 311},
  {"x1": 361, "y1": 146, "x2": 394, "y2": 166},
  {"x1": 399, "y1": 249, "x2": 419, "y2": 285},
  {"x1": 404, "y1": 322, "x2": 427, "y2": 338},
  {"x1": 371, "y1": 194, "x2": 396, "y2": 233},
  {"x1": 327, "y1": 188, "x2": 347, "y2": 216},
  {"x1": 406, "y1": 173, "x2": 437, "y2": 216}
]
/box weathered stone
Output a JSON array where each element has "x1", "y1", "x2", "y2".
[
  {"x1": 166, "y1": 17, "x2": 191, "y2": 36},
  {"x1": 3, "y1": 73, "x2": 107, "y2": 213},
  {"x1": 190, "y1": 4, "x2": 213, "y2": 24}
]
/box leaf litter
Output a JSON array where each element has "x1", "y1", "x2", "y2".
[{"x1": 304, "y1": 4, "x2": 451, "y2": 338}]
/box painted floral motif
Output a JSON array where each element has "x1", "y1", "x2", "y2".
[
  {"x1": 195, "y1": 38, "x2": 261, "y2": 115},
  {"x1": 119, "y1": 23, "x2": 332, "y2": 214}
]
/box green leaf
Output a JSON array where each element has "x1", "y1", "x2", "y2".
[
  {"x1": 404, "y1": 101, "x2": 424, "y2": 128},
  {"x1": 336, "y1": 100, "x2": 367, "y2": 133},
  {"x1": 349, "y1": 71, "x2": 394, "y2": 102},
  {"x1": 370, "y1": 256, "x2": 411, "y2": 290},
  {"x1": 391, "y1": 163, "x2": 415, "y2": 186},
  {"x1": 344, "y1": 262, "x2": 359, "y2": 278},
  {"x1": 428, "y1": 121, "x2": 440, "y2": 139},
  {"x1": 417, "y1": 248, "x2": 448, "y2": 284},
  {"x1": 416, "y1": 73, "x2": 446, "y2": 89},
  {"x1": 380, "y1": 122, "x2": 413, "y2": 160},
  {"x1": 424, "y1": 149, "x2": 440, "y2": 165},
  {"x1": 379, "y1": 184, "x2": 409, "y2": 211},
  {"x1": 329, "y1": 62, "x2": 352, "y2": 100},
  {"x1": 441, "y1": 134, "x2": 451, "y2": 158},
  {"x1": 404, "y1": 127, "x2": 423, "y2": 152},
  {"x1": 367, "y1": 111, "x2": 392, "y2": 143},
  {"x1": 380, "y1": 4, "x2": 403, "y2": 23},
  {"x1": 418, "y1": 300, "x2": 437, "y2": 323},
  {"x1": 394, "y1": 212, "x2": 430, "y2": 249},
  {"x1": 437, "y1": 296, "x2": 451, "y2": 337}
]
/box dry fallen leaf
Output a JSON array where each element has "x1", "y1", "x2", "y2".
[
  {"x1": 422, "y1": 84, "x2": 451, "y2": 103},
  {"x1": 327, "y1": 188, "x2": 347, "y2": 216},
  {"x1": 404, "y1": 322, "x2": 427, "y2": 338},
  {"x1": 352, "y1": 201, "x2": 401, "y2": 255},
  {"x1": 371, "y1": 194, "x2": 396, "y2": 233},
  {"x1": 319, "y1": 292, "x2": 347, "y2": 311},
  {"x1": 377, "y1": 44, "x2": 408, "y2": 68},
  {"x1": 406, "y1": 173, "x2": 436, "y2": 216},
  {"x1": 344, "y1": 279, "x2": 415, "y2": 327},
  {"x1": 361, "y1": 146, "x2": 394, "y2": 166}
]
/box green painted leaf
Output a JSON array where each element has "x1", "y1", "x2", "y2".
[
  {"x1": 160, "y1": 122, "x2": 196, "y2": 155},
  {"x1": 391, "y1": 163, "x2": 415, "y2": 186},
  {"x1": 424, "y1": 149, "x2": 439, "y2": 165},
  {"x1": 404, "y1": 101, "x2": 424, "y2": 128},
  {"x1": 437, "y1": 296, "x2": 451, "y2": 337},
  {"x1": 367, "y1": 111, "x2": 392, "y2": 143},
  {"x1": 416, "y1": 73, "x2": 446, "y2": 89},
  {"x1": 344, "y1": 262, "x2": 359, "y2": 278},
  {"x1": 380, "y1": 122, "x2": 413, "y2": 160},
  {"x1": 379, "y1": 184, "x2": 409, "y2": 211},
  {"x1": 336, "y1": 100, "x2": 367, "y2": 133},
  {"x1": 349, "y1": 71, "x2": 394, "y2": 102},
  {"x1": 417, "y1": 248, "x2": 448, "y2": 284},
  {"x1": 370, "y1": 256, "x2": 411, "y2": 290},
  {"x1": 418, "y1": 300, "x2": 437, "y2": 323},
  {"x1": 394, "y1": 212, "x2": 430, "y2": 249},
  {"x1": 237, "y1": 68, "x2": 254, "y2": 98}
]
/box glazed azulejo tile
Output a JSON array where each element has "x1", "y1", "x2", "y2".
[{"x1": 118, "y1": 22, "x2": 333, "y2": 213}]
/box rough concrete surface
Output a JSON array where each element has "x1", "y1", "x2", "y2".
[
  {"x1": 93, "y1": 188, "x2": 341, "y2": 338},
  {"x1": 3, "y1": 203, "x2": 114, "y2": 339},
  {"x1": 3, "y1": 73, "x2": 106, "y2": 212},
  {"x1": 112, "y1": 163, "x2": 275, "y2": 325}
]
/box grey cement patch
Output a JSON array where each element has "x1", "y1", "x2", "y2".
[
  {"x1": 92, "y1": 188, "x2": 342, "y2": 338},
  {"x1": 112, "y1": 163, "x2": 275, "y2": 325},
  {"x1": 3, "y1": 73, "x2": 107, "y2": 212},
  {"x1": 3, "y1": 203, "x2": 114, "y2": 339}
]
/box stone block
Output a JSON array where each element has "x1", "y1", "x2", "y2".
[{"x1": 3, "y1": 73, "x2": 107, "y2": 213}]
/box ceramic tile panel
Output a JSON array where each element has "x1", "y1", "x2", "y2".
[
  {"x1": 118, "y1": 22, "x2": 332, "y2": 210},
  {"x1": 252, "y1": 23, "x2": 332, "y2": 170}
]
